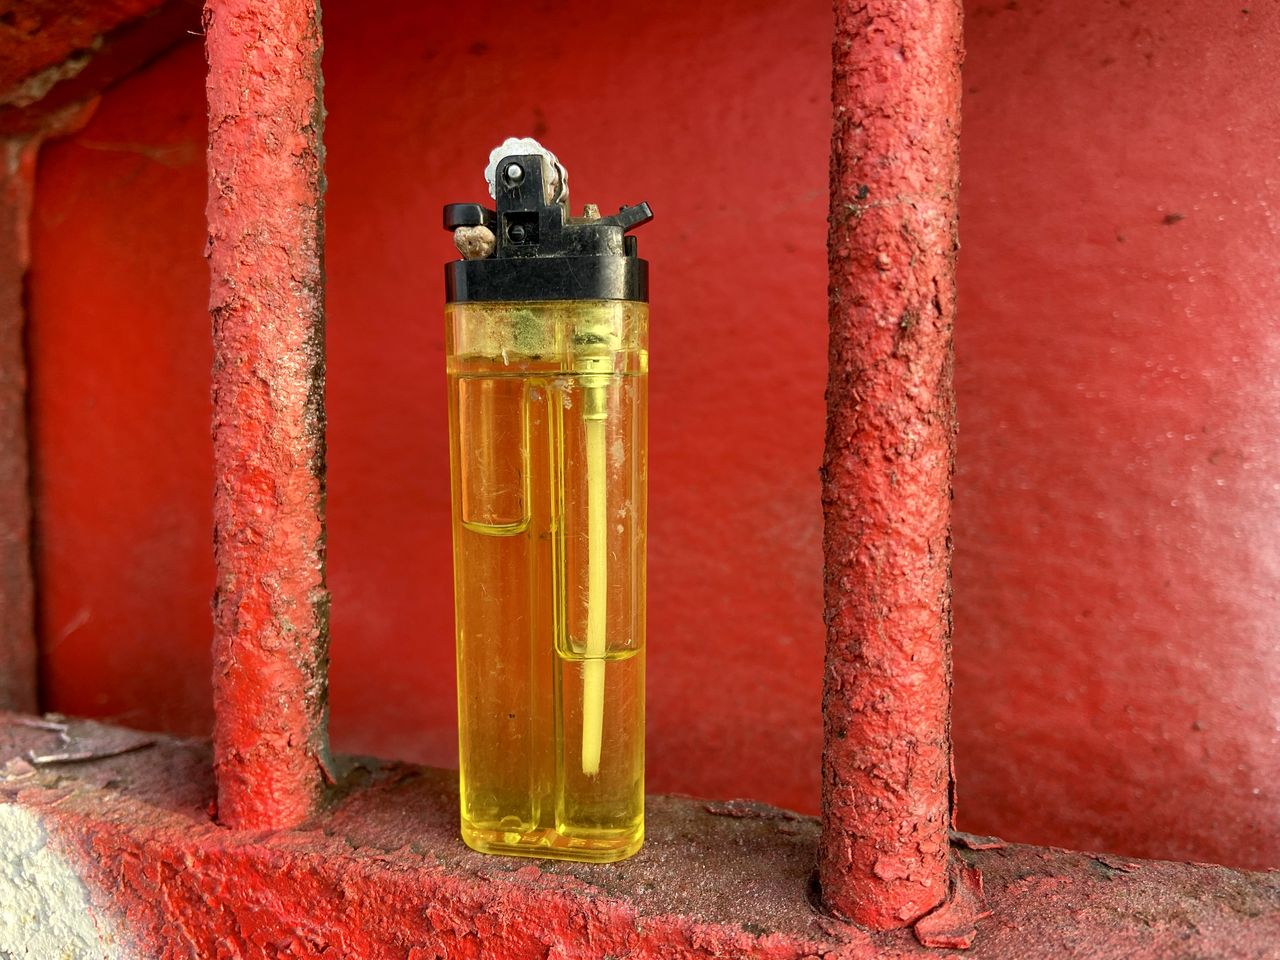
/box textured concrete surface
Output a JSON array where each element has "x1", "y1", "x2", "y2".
[
  {"x1": 820, "y1": 0, "x2": 963, "y2": 928},
  {"x1": 1, "y1": 715, "x2": 1276, "y2": 959},
  {"x1": 204, "y1": 0, "x2": 330, "y2": 831}
]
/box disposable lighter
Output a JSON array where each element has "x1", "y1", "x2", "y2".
[{"x1": 444, "y1": 138, "x2": 651, "y2": 862}]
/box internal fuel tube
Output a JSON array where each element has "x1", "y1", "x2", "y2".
[{"x1": 578, "y1": 363, "x2": 610, "y2": 777}]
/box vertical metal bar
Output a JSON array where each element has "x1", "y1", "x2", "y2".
[
  {"x1": 819, "y1": 0, "x2": 963, "y2": 929},
  {"x1": 0, "y1": 141, "x2": 38, "y2": 714},
  {"x1": 204, "y1": 0, "x2": 329, "y2": 829}
]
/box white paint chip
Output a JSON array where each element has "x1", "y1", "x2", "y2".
[{"x1": 0, "y1": 804, "x2": 130, "y2": 959}]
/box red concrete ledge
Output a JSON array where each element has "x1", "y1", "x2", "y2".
[{"x1": 1, "y1": 713, "x2": 1275, "y2": 959}]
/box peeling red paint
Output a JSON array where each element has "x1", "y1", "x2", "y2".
[
  {"x1": 2, "y1": 717, "x2": 1276, "y2": 960},
  {"x1": 0, "y1": 0, "x2": 168, "y2": 98},
  {"x1": 204, "y1": 0, "x2": 329, "y2": 830},
  {"x1": 913, "y1": 861, "x2": 990, "y2": 949},
  {"x1": 819, "y1": 0, "x2": 964, "y2": 929},
  {"x1": 0, "y1": 0, "x2": 201, "y2": 137}
]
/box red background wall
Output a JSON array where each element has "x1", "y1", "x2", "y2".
[{"x1": 26, "y1": 0, "x2": 1279, "y2": 870}]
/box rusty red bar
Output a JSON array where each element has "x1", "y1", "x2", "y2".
[
  {"x1": 819, "y1": 0, "x2": 964, "y2": 929},
  {"x1": 204, "y1": 0, "x2": 330, "y2": 830},
  {"x1": 0, "y1": 141, "x2": 38, "y2": 714}
]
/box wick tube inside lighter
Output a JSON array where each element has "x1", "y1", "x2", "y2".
[
  {"x1": 581, "y1": 377, "x2": 608, "y2": 776},
  {"x1": 444, "y1": 138, "x2": 651, "y2": 863}
]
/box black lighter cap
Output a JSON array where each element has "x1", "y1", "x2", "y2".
[{"x1": 444, "y1": 153, "x2": 652, "y2": 303}]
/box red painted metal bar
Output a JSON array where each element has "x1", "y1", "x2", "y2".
[
  {"x1": 204, "y1": 0, "x2": 330, "y2": 830},
  {"x1": 0, "y1": 141, "x2": 38, "y2": 713},
  {"x1": 819, "y1": 0, "x2": 964, "y2": 929}
]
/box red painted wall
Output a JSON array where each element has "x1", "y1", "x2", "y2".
[
  {"x1": 952, "y1": 0, "x2": 1280, "y2": 869},
  {"x1": 26, "y1": 0, "x2": 1279, "y2": 869}
]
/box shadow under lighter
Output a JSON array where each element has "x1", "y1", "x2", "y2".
[{"x1": 444, "y1": 139, "x2": 652, "y2": 863}]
